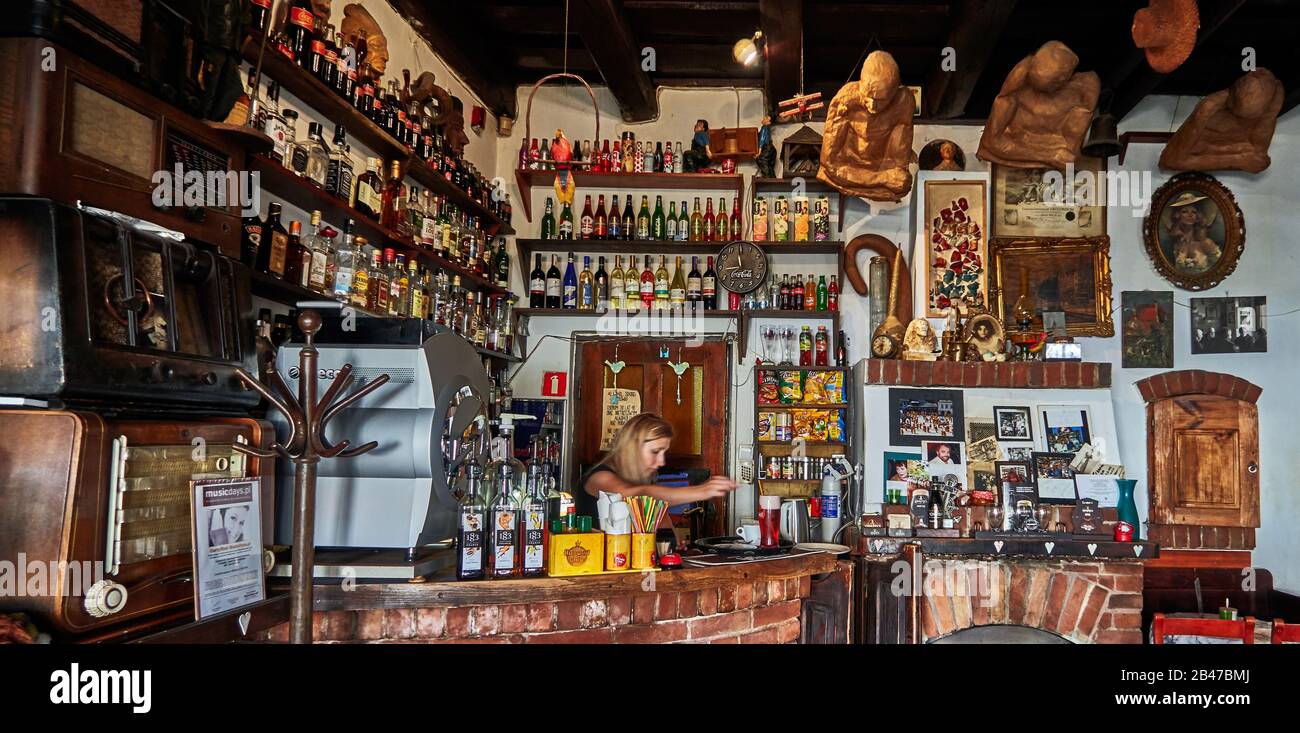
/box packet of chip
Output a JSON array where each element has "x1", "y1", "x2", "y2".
[
  {"x1": 759, "y1": 370, "x2": 780, "y2": 404},
  {"x1": 792, "y1": 409, "x2": 813, "y2": 439},
  {"x1": 828, "y1": 410, "x2": 846, "y2": 442},
  {"x1": 823, "y1": 371, "x2": 844, "y2": 404},
  {"x1": 809, "y1": 410, "x2": 830, "y2": 441},
  {"x1": 778, "y1": 370, "x2": 803, "y2": 404},
  {"x1": 757, "y1": 412, "x2": 775, "y2": 441},
  {"x1": 803, "y1": 371, "x2": 828, "y2": 404}
]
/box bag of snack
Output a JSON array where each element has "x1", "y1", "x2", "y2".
[
  {"x1": 792, "y1": 409, "x2": 813, "y2": 439},
  {"x1": 809, "y1": 410, "x2": 830, "y2": 441},
  {"x1": 803, "y1": 371, "x2": 828, "y2": 404},
  {"x1": 757, "y1": 412, "x2": 775, "y2": 441},
  {"x1": 824, "y1": 371, "x2": 844, "y2": 404},
  {"x1": 759, "y1": 370, "x2": 780, "y2": 404},
  {"x1": 778, "y1": 370, "x2": 803, "y2": 404},
  {"x1": 828, "y1": 410, "x2": 846, "y2": 442}
]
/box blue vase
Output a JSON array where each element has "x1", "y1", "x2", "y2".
[{"x1": 1115, "y1": 479, "x2": 1140, "y2": 540}]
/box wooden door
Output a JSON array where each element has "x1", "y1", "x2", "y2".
[
  {"x1": 1149, "y1": 395, "x2": 1259, "y2": 528},
  {"x1": 573, "y1": 338, "x2": 731, "y2": 533}
]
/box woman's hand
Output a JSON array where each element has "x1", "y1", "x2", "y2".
[{"x1": 693, "y1": 475, "x2": 738, "y2": 502}]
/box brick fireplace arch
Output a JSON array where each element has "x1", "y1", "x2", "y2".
[
  {"x1": 1134, "y1": 369, "x2": 1262, "y2": 405},
  {"x1": 920, "y1": 559, "x2": 1145, "y2": 644}
]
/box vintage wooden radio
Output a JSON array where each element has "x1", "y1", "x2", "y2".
[
  {"x1": 0, "y1": 411, "x2": 275, "y2": 637},
  {"x1": 0, "y1": 37, "x2": 251, "y2": 258},
  {"x1": 0, "y1": 197, "x2": 258, "y2": 411}
]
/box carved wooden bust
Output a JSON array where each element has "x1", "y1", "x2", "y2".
[
  {"x1": 976, "y1": 41, "x2": 1099, "y2": 169},
  {"x1": 1159, "y1": 69, "x2": 1283, "y2": 174},
  {"x1": 817, "y1": 51, "x2": 915, "y2": 202}
]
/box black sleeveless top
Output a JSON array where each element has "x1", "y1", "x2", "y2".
[{"x1": 575, "y1": 464, "x2": 616, "y2": 523}]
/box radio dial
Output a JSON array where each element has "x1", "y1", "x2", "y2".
[{"x1": 84, "y1": 581, "x2": 128, "y2": 618}]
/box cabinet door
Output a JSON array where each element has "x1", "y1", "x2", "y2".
[{"x1": 1150, "y1": 396, "x2": 1259, "y2": 528}]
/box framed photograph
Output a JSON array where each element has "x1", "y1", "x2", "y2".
[
  {"x1": 1191, "y1": 296, "x2": 1267, "y2": 354},
  {"x1": 889, "y1": 388, "x2": 965, "y2": 446},
  {"x1": 1041, "y1": 311, "x2": 1067, "y2": 337},
  {"x1": 922, "y1": 440, "x2": 964, "y2": 471},
  {"x1": 918, "y1": 139, "x2": 967, "y2": 172},
  {"x1": 1002, "y1": 443, "x2": 1034, "y2": 462},
  {"x1": 924, "y1": 178, "x2": 989, "y2": 316},
  {"x1": 883, "y1": 451, "x2": 923, "y2": 504},
  {"x1": 1044, "y1": 342, "x2": 1083, "y2": 361},
  {"x1": 987, "y1": 235, "x2": 1114, "y2": 337},
  {"x1": 995, "y1": 460, "x2": 1033, "y2": 485},
  {"x1": 1143, "y1": 172, "x2": 1245, "y2": 291},
  {"x1": 1039, "y1": 405, "x2": 1091, "y2": 455},
  {"x1": 992, "y1": 157, "x2": 1108, "y2": 239},
  {"x1": 969, "y1": 463, "x2": 999, "y2": 505},
  {"x1": 1032, "y1": 451, "x2": 1077, "y2": 503},
  {"x1": 968, "y1": 435, "x2": 1000, "y2": 464},
  {"x1": 993, "y1": 406, "x2": 1033, "y2": 441},
  {"x1": 1121, "y1": 291, "x2": 1174, "y2": 368}
]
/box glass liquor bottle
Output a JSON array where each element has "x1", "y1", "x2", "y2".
[
  {"x1": 687, "y1": 256, "x2": 702, "y2": 304},
  {"x1": 366, "y1": 248, "x2": 388, "y2": 313},
  {"x1": 284, "y1": 220, "x2": 310, "y2": 288},
  {"x1": 305, "y1": 211, "x2": 330, "y2": 293},
  {"x1": 262, "y1": 82, "x2": 291, "y2": 164},
  {"x1": 677, "y1": 200, "x2": 689, "y2": 241},
  {"x1": 579, "y1": 195, "x2": 594, "y2": 239},
  {"x1": 670, "y1": 256, "x2": 687, "y2": 307},
  {"x1": 607, "y1": 195, "x2": 622, "y2": 240},
  {"x1": 391, "y1": 253, "x2": 409, "y2": 317},
  {"x1": 594, "y1": 195, "x2": 608, "y2": 238},
  {"x1": 287, "y1": 121, "x2": 328, "y2": 187},
  {"x1": 595, "y1": 256, "x2": 609, "y2": 310},
  {"x1": 539, "y1": 196, "x2": 556, "y2": 240},
  {"x1": 636, "y1": 196, "x2": 651, "y2": 240},
  {"x1": 486, "y1": 419, "x2": 525, "y2": 579},
  {"x1": 349, "y1": 237, "x2": 370, "y2": 308},
  {"x1": 354, "y1": 157, "x2": 384, "y2": 221},
  {"x1": 240, "y1": 207, "x2": 264, "y2": 268},
  {"x1": 654, "y1": 255, "x2": 670, "y2": 310},
  {"x1": 665, "y1": 200, "x2": 678, "y2": 241},
  {"x1": 651, "y1": 196, "x2": 666, "y2": 240},
  {"x1": 639, "y1": 255, "x2": 655, "y2": 310},
  {"x1": 529, "y1": 254, "x2": 546, "y2": 308},
  {"x1": 624, "y1": 256, "x2": 641, "y2": 310},
  {"x1": 621, "y1": 196, "x2": 635, "y2": 241},
  {"x1": 562, "y1": 253, "x2": 578, "y2": 309},
  {"x1": 702, "y1": 256, "x2": 718, "y2": 310},
  {"x1": 545, "y1": 255, "x2": 562, "y2": 309},
  {"x1": 380, "y1": 160, "x2": 405, "y2": 230},
  {"x1": 325, "y1": 124, "x2": 354, "y2": 202},
  {"x1": 258, "y1": 202, "x2": 289, "y2": 278},
  {"x1": 558, "y1": 200, "x2": 574, "y2": 240},
  {"x1": 331, "y1": 220, "x2": 357, "y2": 302},
  {"x1": 578, "y1": 256, "x2": 594, "y2": 310},
  {"x1": 456, "y1": 458, "x2": 488, "y2": 581},
  {"x1": 609, "y1": 255, "x2": 624, "y2": 310}
]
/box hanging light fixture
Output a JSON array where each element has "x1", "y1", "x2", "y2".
[{"x1": 733, "y1": 31, "x2": 764, "y2": 66}]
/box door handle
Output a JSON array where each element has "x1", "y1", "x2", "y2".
[{"x1": 1248, "y1": 462, "x2": 1258, "y2": 474}]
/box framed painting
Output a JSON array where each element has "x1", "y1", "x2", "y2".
[
  {"x1": 889, "y1": 388, "x2": 965, "y2": 447},
  {"x1": 923, "y1": 178, "x2": 988, "y2": 316},
  {"x1": 987, "y1": 235, "x2": 1114, "y2": 337},
  {"x1": 1121, "y1": 291, "x2": 1174, "y2": 368},
  {"x1": 992, "y1": 157, "x2": 1107, "y2": 239},
  {"x1": 1143, "y1": 172, "x2": 1245, "y2": 291}
]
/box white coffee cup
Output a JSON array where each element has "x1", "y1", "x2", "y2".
[{"x1": 736, "y1": 522, "x2": 761, "y2": 544}]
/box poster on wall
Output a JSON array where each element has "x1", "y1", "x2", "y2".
[
  {"x1": 600, "y1": 388, "x2": 642, "y2": 450},
  {"x1": 924, "y1": 179, "x2": 988, "y2": 316},
  {"x1": 1121, "y1": 291, "x2": 1174, "y2": 368},
  {"x1": 992, "y1": 157, "x2": 1107, "y2": 239},
  {"x1": 1190, "y1": 296, "x2": 1267, "y2": 354},
  {"x1": 190, "y1": 478, "x2": 265, "y2": 620}
]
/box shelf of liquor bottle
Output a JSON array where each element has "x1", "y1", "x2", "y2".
[
  {"x1": 514, "y1": 170, "x2": 745, "y2": 221},
  {"x1": 514, "y1": 239, "x2": 844, "y2": 262},
  {"x1": 250, "y1": 155, "x2": 507, "y2": 297},
  {"x1": 405, "y1": 158, "x2": 514, "y2": 236},
  {"x1": 242, "y1": 33, "x2": 410, "y2": 162},
  {"x1": 247, "y1": 268, "x2": 383, "y2": 318},
  {"x1": 241, "y1": 34, "x2": 513, "y2": 236}
]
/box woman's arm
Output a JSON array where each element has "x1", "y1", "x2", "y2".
[{"x1": 585, "y1": 470, "x2": 736, "y2": 505}]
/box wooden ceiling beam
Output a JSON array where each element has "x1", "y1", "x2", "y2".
[
  {"x1": 759, "y1": 0, "x2": 803, "y2": 114},
  {"x1": 571, "y1": 0, "x2": 659, "y2": 122},
  {"x1": 1108, "y1": 0, "x2": 1249, "y2": 121},
  {"x1": 923, "y1": 0, "x2": 1020, "y2": 119},
  {"x1": 390, "y1": 0, "x2": 517, "y2": 118}
]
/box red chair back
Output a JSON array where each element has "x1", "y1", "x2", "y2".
[
  {"x1": 1152, "y1": 612, "x2": 1255, "y2": 644},
  {"x1": 1272, "y1": 620, "x2": 1300, "y2": 644}
]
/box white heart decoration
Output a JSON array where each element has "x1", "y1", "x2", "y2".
[
  {"x1": 994, "y1": 541, "x2": 1004, "y2": 553},
  {"x1": 1087, "y1": 543, "x2": 1098, "y2": 556},
  {"x1": 237, "y1": 611, "x2": 252, "y2": 636},
  {"x1": 1045, "y1": 542, "x2": 1055, "y2": 554},
  {"x1": 1134, "y1": 545, "x2": 1144, "y2": 557}
]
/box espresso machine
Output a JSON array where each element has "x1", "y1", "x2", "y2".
[{"x1": 267, "y1": 314, "x2": 493, "y2": 578}]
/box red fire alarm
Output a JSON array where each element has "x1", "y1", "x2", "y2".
[
  {"x1": 541, "y1": 371, "x2": 568, "y2": 397},
  {"x1": 470, "y1": 105, "x2": 486, "y2": 134}
]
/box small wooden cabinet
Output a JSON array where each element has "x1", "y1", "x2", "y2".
[{"x1": 1140, "y1": 371, "x2": 1261, "y2": 550}]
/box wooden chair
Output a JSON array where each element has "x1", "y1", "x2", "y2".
[
  {"x1": 1152, "y1": 612, "x2": 1255, "y2": 644},
  {"x1": 1271, "y1": 619, "x2": 1300, "y2": 644}
]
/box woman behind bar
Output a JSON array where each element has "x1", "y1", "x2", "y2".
[{"x1": 578, "y1": 413, "x2": 736, "y2": 530}]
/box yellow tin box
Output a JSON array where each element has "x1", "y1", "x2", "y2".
[{"x1": 547, "y1": 532, "x2": 605, "y2": 576}]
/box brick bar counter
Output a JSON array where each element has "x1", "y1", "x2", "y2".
[{"x1": 256, "y1": 552, "x2": 842, "y2": 644}]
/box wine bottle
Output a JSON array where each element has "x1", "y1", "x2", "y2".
[
  {"x1": 545, "y1": 255, "x2": 562, "y2": 309},
  {"x1": 562, "y1": 252, "x2": 578, "y2": 308},
  {"x1": 529, "y1": 253, "x2": 545, "y2": 308}
]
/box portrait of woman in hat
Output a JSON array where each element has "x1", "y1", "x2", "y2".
[{"x1": 1159, "y1": 190, "x2": 1226, "y2": 275}]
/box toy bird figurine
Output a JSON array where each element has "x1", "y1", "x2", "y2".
[
  {"x1": 551, "y1": 129, "x2": 576, "y2": 206},
  {"x1": 666, "y1": 359, "x2": 690, "y2": 405}
]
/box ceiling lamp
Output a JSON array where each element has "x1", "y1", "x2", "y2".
[{"x1": 733, "y1": 31, "x2": 764, "y2": 66}]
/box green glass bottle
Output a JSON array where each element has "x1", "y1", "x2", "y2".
[
  {"x1": 636, "y1": 195, "x2": 651, "y2": 240},
  {"x1": 651, "y1": 195, "x2": 666, "y2": 240},
  {"x1": 539, "y1": 197, "x2": 556, "y2": 240}
]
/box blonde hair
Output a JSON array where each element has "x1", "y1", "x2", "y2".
[{"x1": 601, "y1": 413, "x2": 674, "y2": 484}]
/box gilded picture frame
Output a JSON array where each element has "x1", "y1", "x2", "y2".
[
  {"x1": 1142, "y1": 172, "x2": 1245, "y2": 291},
  {"x1": 987, "y1": 235, "x2": 1114, "y2": 337}
]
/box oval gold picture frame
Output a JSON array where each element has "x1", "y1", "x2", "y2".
[{"x1": 1143, "y1": 172, "x2": 1245, "y2": 291}]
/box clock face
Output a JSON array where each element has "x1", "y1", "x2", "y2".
[
  {"x1": 872, "y1": 334, "x2": 897, "y2": 358},
  {"x1": 716, "y1": 241, "x2": 768, "y2": 294}
]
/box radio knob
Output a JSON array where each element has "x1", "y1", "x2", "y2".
[
  {"x1": 200, "y1": 371, "x2": 218, "y2": 386},
  {"x1": 146, "y1": 362, "x2": 175, "y2": 383},
  {"x1": 84, "y1": 581, "x2": 128, "y2": 618}
]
